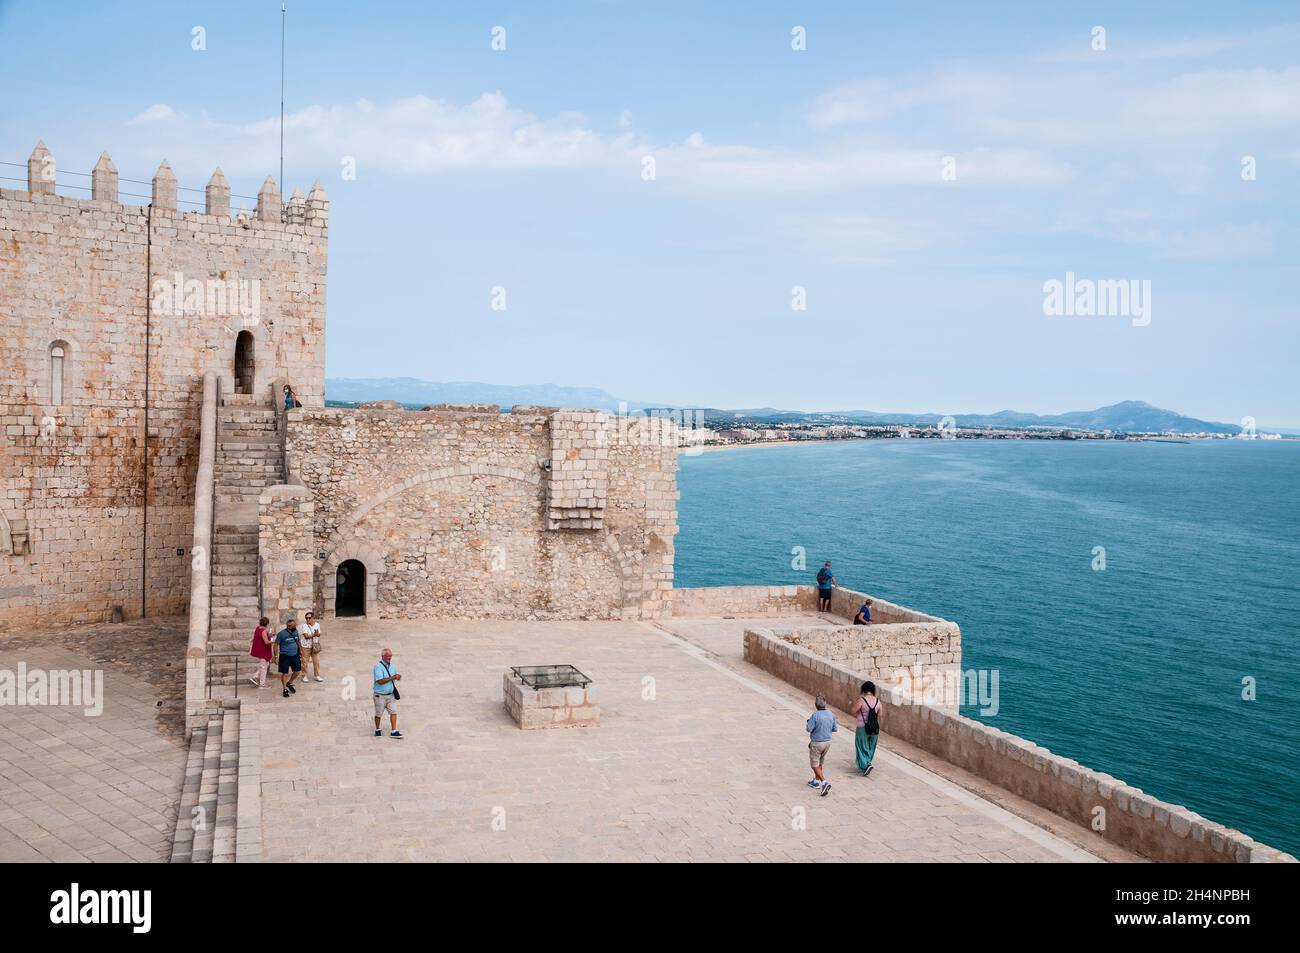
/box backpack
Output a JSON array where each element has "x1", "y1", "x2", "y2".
[
  {"x1": 816, "y1": 568, "x2": 830, "y2": 587},
  {"x1": 862, "y1": 697, "x2": 880, "y2": 735}
]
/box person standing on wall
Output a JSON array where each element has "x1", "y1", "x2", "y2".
[
  {"x1": 852, "y1": 681, "x2": 883, "y2": 776},
  {"x1": 301, "y1": 611, "x2": 323, "y2": 682},
  {"x1": 816, "y1": 561, "x2": 836, "y2": 612}
]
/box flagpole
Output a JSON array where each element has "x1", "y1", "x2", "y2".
[{"x1": 279, "y1": 1, "x2": 286, "y2": 190}]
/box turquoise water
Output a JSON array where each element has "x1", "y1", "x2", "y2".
[{"x1": 676, "y1": 439, "x2": 1300, "y2": 856}]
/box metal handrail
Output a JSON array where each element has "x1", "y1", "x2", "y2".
[{"x1": 206, "y1": 651, "x2": 250, "y2": 700}]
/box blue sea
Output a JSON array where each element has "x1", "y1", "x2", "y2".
[{"x1": 676, "y1": 438, "x2": 1300, "y2": 857}]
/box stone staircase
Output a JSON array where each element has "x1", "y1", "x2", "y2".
[
  {"x1": 170, "y1": 704, "x2": 240, "y2": 863},
  {"x1": 207, "y1": 401, "x2": 284, "y2": 691}
]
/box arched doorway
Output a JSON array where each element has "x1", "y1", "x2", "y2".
[
  {"x1": 234, "y1": 330, "x2": 255, "y2": 395},
  {"x1": 336, "y1": 559, "x2": 366, "y2": 617}
]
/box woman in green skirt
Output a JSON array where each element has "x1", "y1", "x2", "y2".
[{"x1": 851, "y1": 680, "x2": 883, "y2": 776}]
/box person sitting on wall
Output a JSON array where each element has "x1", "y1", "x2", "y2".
[
  {"x1": 853, "y1": 599, "x2": 872, "y2": 625},
  {"x1": 283, "y1": 383, "x2": 302, "y2": 410},
  {"x1": 816, "y1": 561, "x2": 835, "y2": 612}
]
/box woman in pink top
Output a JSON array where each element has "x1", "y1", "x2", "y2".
[
  {"x1": 851, "y1": 680, "x2": 883, "y2": 776},
  {"x1": 249, "y1": 616, "x2": 273, "y2": 688}
]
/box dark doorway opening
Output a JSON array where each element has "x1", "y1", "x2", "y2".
[
  {"x1": 336, "y1": 559, "x2": 366, "y2": 617},
  {"x1": 234, "y1": 330, "x2": 255, "y2": 395}
]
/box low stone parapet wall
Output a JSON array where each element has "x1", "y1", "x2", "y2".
[
  {"x1": 743, "y1": 626, "x2": 1295, "y2": 864},
  {"x1": 184, "y1": 371, "x2": 218, "y2": 735},
  {"x1": 671, "y1": 585, "x2": 812, "y2": 617},
  {"x1": 670, "y1": 583, "x2": 949, "y2": 626}
]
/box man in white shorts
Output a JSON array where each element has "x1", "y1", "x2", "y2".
[{"x1": 373, "y1": 647, "x2": 402, "y2": 738}]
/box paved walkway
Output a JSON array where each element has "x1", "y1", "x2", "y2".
[
  {"x1": 250, "y1": 615, "x2": 1111, "y2": 862},
  {"x1": 0, "y1": 631, "x2": 187, "y2": 863}
]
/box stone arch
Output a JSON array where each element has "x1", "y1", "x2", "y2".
[
  {"x1": 602, "y1": 530, "x2": 644, "y2": 616},
  {"x1": 338, "y1": 464, "x2": 542, "y2": 534},
  {"x1": 319, "y1": 541, "x2": 387, "y2": 619},
  {"x1": 217, "y1": 318, "x2": 273, "y2": 402},
  {"x1": 234, "y1": 329, "x2": 255, "y2": 394}
]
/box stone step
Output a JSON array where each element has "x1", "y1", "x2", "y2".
[
  {"x1": 214, "y1": 543, "x2": 258, "y2": 555},
  {"x1": 213, "y1": 595, "x2": 259, "y2": 608},
  {"x1": 213, "y1": 559, "x2": 257, "y2": 570},
  {"x1": 213, "y1": 587, "x2": 259, "y2": 599},
  {"x1": 212, "y1": 708, "x2": 240, "y2": 863},
  {"x1": 216, "y1": 471, "x2": 280, "y2": 482},
  {"x1": 168, "y1": 723, "x2": 208, "y2": 863},
  {"x1": 213, "y1": 565, "x2": 257, "y2": 577},
  {"x1": 216, "y1": 455, "x2": 281, "y2": 466},
  {"x1": 217, "y1": 449, "x2": 282, "y2": 459},
  {"x1": 189, "y1": 716, "x2": 223, "y2": 863},
  {"x1": 218, "y1": 437, "x2": 282, "y2": 448}
]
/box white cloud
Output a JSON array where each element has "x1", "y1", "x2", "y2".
[{"x1": 128, "y1": 103, "x2": 180, "y2": 124}]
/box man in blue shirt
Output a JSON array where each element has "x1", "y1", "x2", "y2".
[
  {"x1": 805, "y1": 693, "x2": 837, "y2": 796},
  {"x1": 372, "y1": 647, "x2": 403, "y2": 739},
  {"x1": 816, "y1": 562, "x2": 835, "y2": 612},
  {"x1": 275, "y1": 618, "x2": 302, "y2": 698}
]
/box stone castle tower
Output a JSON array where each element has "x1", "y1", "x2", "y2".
[
  {"x1": 1, "y1": 141, "x2": 678, "y2": 649},
  {"x1": 0, "y1": 142, "x2": 328, "y2": 631}
]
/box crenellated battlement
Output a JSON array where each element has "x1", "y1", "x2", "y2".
[
  {"x1": 6, "y1": 140, "x2": 327, "y2": 230},
  {"x1": 0, "y1": 139, "x2": 329, "y2": 635}
]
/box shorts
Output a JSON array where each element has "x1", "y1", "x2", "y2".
[
  {"x1": 808, "y1": 740, "x2": 831, "y2": 769},
  {"x1": 277, "y1": 653, "x2": 301, "y2": 674},
  {"x1": 373, "y1": 693, "x2": 398, "y2": 716},
  {"x1": 818, "y1": 588, "x2": 832, "y2": 601}
]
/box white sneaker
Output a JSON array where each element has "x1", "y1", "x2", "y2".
[{"x1": 314, "y1": 676, "x2": 324, "y2": 682}]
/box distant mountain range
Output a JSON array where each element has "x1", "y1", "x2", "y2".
[
  {"x1": 325, "y1": 377, "x2": 647, "y2": 412},
  {"x1": 325, "y1": 379, "x2": 1253, "y2": 435}
]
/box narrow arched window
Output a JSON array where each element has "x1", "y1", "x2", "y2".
[{"x1": 50, "y1": 342, "x2": 67, "y2": 406}]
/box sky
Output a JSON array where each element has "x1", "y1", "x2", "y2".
[{"x1": 1, "y1": 1, "x2": 1297, "y2": 427}]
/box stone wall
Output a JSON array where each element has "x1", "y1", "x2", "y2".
[
  {"x1": 671, "y1": 584, "x2": 809, "y2": 617},
  {"x1": 670, "y1": 583, "x2": 949, "y2": 625},
  {"x1": 285, "y1": 405, "x2": 678, "y2": 621},
  {"x1": 778, "y1": 622, "x2": 960, "y2": 678},
  {"x1": 0, "y1": 143, "x2": 327, "y2": 632},
  {"x1": 743, "y1": 627, "x2": 1296, "y2": 864},
  {"x1": 257, "y1": 484, "x2": 315, "y2": 626}
]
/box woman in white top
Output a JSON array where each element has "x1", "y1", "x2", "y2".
[{"x1": 301, "y1": 612, "x2": 323, "y2": 682}]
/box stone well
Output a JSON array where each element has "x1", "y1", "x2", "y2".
[{"x1": 502, "y1": 665, "x2": 600, "y2": 729}]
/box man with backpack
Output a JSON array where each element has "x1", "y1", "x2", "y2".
[
  {"x1": 851, "y1": 680, "x2": 883, "y2": 776},
  {"x1": 816, "y1": 561, "x2": 835, "y2": 612}
]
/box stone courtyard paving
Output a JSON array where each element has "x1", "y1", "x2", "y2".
[
  {"x1": 250, "y1": 614, "x2": 1134, "y2": 863},
  {"x1": 0, "y1": 620, "x2": 188, "y2": 862}
]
